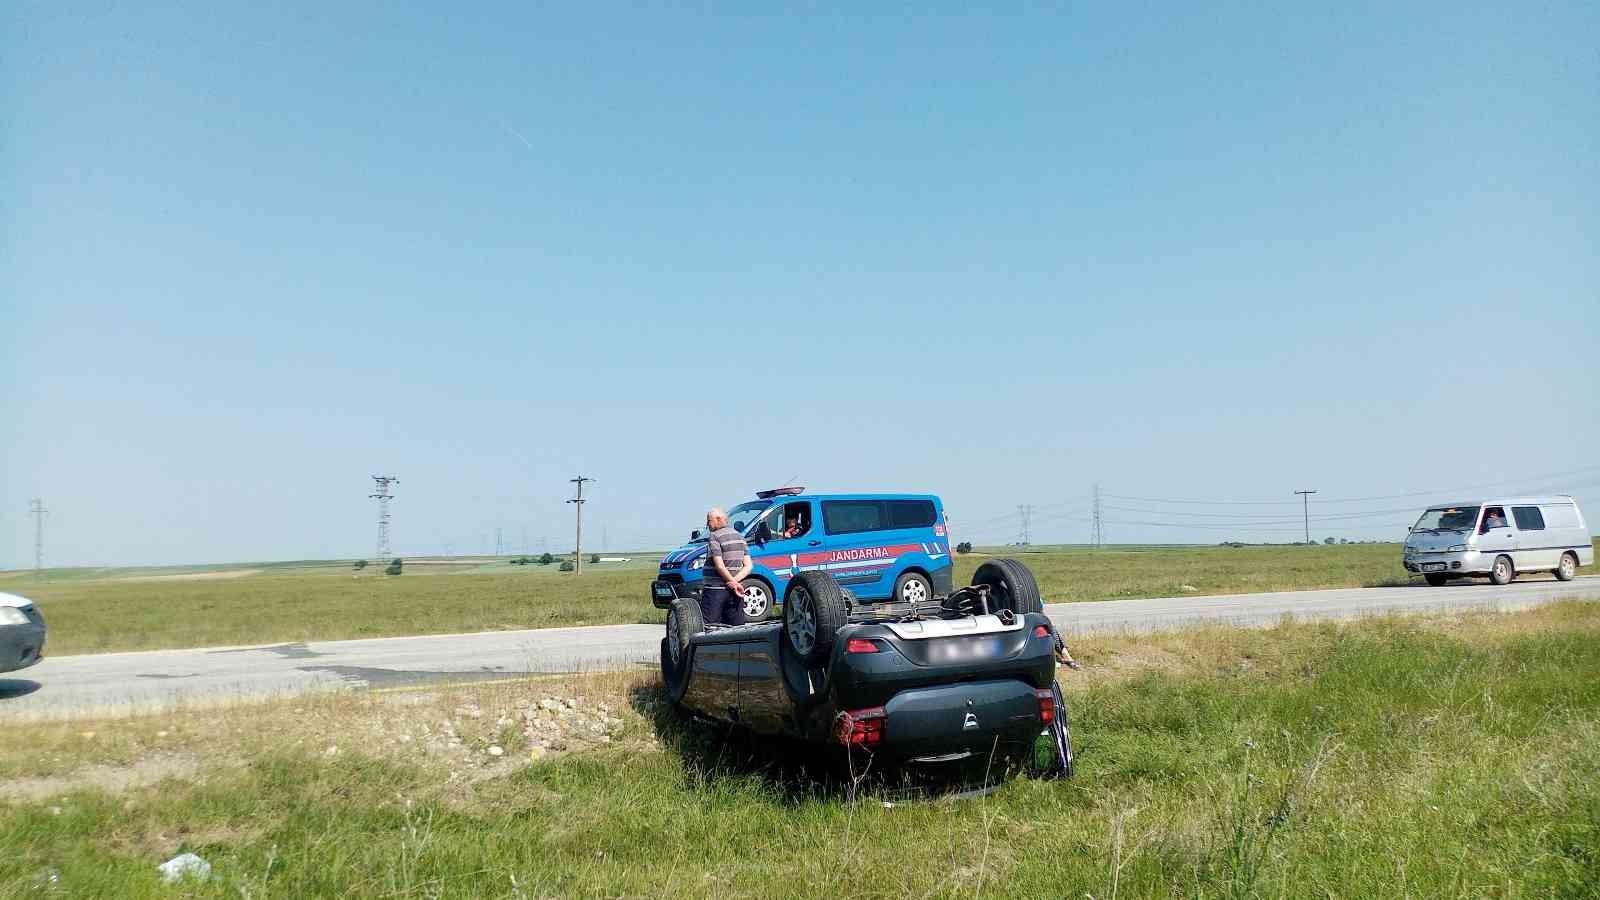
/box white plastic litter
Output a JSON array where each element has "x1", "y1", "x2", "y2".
[{"x1": 158, "y1": 853, "x2": 211, "y2": 883}]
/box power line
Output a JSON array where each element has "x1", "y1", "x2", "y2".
[
  {"x1": 28, "y1": 498, "x2": 47, "y2": 572},
  {"x1": 568, "y1": 476, "x2": 594, "y2": 574},
  {"x1": 1099, "y1": 503, "x2": 1421, "y2": 522},
  {"x1": 369, "y1": 476, "x2": 399, "y2": 561},
  {"x1": 1102, "y1": 464, "x2": 1600, "y2": 507}
]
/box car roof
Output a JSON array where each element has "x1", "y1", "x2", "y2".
[
  {"x1": 761, "y1": 492, "x2": 942, "y2": 503},
  {"x1": 1427, "y1": 497, "x2": 1577, "y2": 509}
]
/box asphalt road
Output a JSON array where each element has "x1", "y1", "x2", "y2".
[{"x1": 3, "y1": 577, "x2": 1595, "y2": 718}]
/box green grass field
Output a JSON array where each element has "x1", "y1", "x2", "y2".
[
  {"x1": 3, "y1": 602, "x2": 1598, "y2": 897},
  {"x1": 7, "y1": 541, "x2": 1596, "y2": 655}
]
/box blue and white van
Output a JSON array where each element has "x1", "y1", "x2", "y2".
[{"x1": 650, "y1": 488, "x2": 955, "y2": 621}]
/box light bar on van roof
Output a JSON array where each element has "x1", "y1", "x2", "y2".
[{"x1": 756, "y1": 486, "x2": 805, "y2": 499}]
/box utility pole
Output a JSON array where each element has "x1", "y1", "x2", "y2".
[
  {"x1": 1092, "y1": 484, "x2": 1103, "y2": 549},
  {"x1": 568, "y1": 476, "x2": 594, "y2": 573},
  {"x1": 1016, "y1": 504, "x2": 1033, "y2": 547},
  {"x1": 28, "y1": 499, "x2": 47, "y2": 572},
  {"x1": 369, "y1": 476, "x2": 399, "y2": 560},
  {"x1": 494, "y1": 527, "x2": 504, "y2": 558},
  {"x1": 1293, "y1": 489, "x2": 1317, "y2": 546}
]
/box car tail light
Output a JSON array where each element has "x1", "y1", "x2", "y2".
[
  {"x1": 845, "y1": 638, "x2": 879, "y2": 654},
  {"x1": 1034, "y1": 687, "x2": 1056, "y2": 724},
  {"x1": 834, "y1": 706, "x2": 886, "y2": 746},
  {"x1": 1033, "y1": 624, "x2": 1050, "y2": 638}
]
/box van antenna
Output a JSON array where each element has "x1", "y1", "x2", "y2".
[{"x1": 779, "y1": 474, "x2": 799, "y2": 488}]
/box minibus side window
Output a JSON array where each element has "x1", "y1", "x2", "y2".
[{"x1": 1512, "y1": 507, "x2": 1546, "y2": 531}]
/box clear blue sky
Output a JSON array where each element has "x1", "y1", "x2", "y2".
[{"x1": 4, "y1": 2, "x2": 1597, "y2": 566}]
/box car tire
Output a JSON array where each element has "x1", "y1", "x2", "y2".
[
  {"x1": 1555, "y1": 553, "x2": 1578, "y2": 582},
  {"x1": 1489, "y1": 555, "x2": 1515, "y2": 586},
  {"x1": 972, "y1": 559, "x2": 1043, "y2": 616},
  {"x1": 1424, "y1": 573, "x2": 1449, "y2": 587},
  {"x1": 667, "y1": 598, "x2": 703, "y2": 671},
  {"x1": 893, "y1": 571, "x2": 933, "y2": 605},
  {"x1": 740, "y1": 580, "x2": 774, "y2": 621},
  {"x1": 783, "y1": 571, "x2": 848, "y2": 666}
]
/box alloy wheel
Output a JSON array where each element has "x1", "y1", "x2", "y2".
[{"x1": 787, "y1": 586, "x2": 816, "y2": 656}]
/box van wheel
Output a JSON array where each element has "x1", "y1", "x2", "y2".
[
  {"x1": 972, "y1": 559, "x2": 1043, "y2": 616},
  {"x1": 1555, "y1": 553, "x2": 1578, "y2": 582},
  {"x1": 1489, "y1": 555, "x2": 1515, "y2": 586},
  {"x1": 893, "y1": 571, "x2": 932, "y2": 605},
  {"x1": 667, "y1": 599, "x2": 703, "y2": 671},
  {"x1": 740, "y1": 580, "x2": 774, "y2": 621},
  {"x1": 783, "y1": 571, "x2": 848, "y2": 665},
  {"x1": 1424, "y1": 573, "x2": 1449, "y2": 587}
]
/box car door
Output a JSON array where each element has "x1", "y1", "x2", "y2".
[
  {"x1": 1510, "y1": 506, "x2": 1553, "y2": 570},
  {"x1": 1477, "y1": 505, "x2": 1517, "y2": 565},
  {"x1": 746, "y1": 500, "x2": 818, "y2": 602}
]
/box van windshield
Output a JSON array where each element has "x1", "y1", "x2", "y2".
[
  {"x1": 1412, "y1": 507, "x2": 1479, "y2": 533},
  {"x1": 688, "y1": 500, "x2": 771, "y2": 543}
]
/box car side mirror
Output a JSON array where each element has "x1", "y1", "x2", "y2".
[{"x1": 690, "y1": 529, "x2": 701, "y2": 541}]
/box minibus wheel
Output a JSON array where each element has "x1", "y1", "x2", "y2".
[
  {"x1": 1555, "y1": 553, "x2": 1578, "y2": 582},
  {"x1": 1489, "y1": 555, "x2": 1515, "y2": 586}
]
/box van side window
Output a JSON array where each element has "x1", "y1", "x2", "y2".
[
  {"x1": 887, "y1": 500, "x2": 936, "y2": 529},
  {"x1": 1479, "y1": 507, "x2": 1508, "y2": 533},
  {"x1": 822, "y1": 501, "x2": 883, "y2": 535},
  {"x1": 1512, "y1": 506, "x2": 1546, "y2": 531}
]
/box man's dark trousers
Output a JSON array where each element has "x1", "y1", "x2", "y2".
[{"x1": 699, "y1": 586, "x2": 743, "y2": 627}]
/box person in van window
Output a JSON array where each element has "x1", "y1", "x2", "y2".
[
  {"x1": 781, "y1": 512, "x2": 806, "y2": 539},
  {"x1": 1482, "y1": 509, "x2": 1507, "y2": 532}
]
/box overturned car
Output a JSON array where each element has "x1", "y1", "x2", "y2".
[{"x1": 661, "y1": 559, "x2": 1072, "y2": 776}]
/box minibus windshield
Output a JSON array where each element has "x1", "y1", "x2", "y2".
[{"x1": 1412, "y1": 507, "x2": 1480, "y2": 533}]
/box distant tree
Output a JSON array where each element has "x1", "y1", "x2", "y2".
[
  {"x1": 590, "y1": 553, "x2": 600, "y2": 564},
  {"x1": 353, "y1": 559, "x2": 368, "y2": 570},
  {"x1": 385, "y1": 558, "x2": 404, "y2": 575},
  {"x1": 956, "y1": 542, "x2": 973, "y2": 554},
  {"x1": 1324, "y1": 537, "x2": 1336, "y2": 545},
  {"x1": 539, "y1": 552, "x2": 554, "y2": 565},
  {"x1": 559, "y1": 560, "x2": 575, "y2": 572},
  {"x1": 1339, "y1": 537, "x2": 1348, "y2": 545}
]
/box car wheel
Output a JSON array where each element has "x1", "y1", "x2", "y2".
[
  {"x1": 1554, "y1": 552, "x2": 1577, "y2": 581},
  {"x1": 740, "y1": 580, "x2": 773, "y2": 621},
  {"x1": 1489, "y1": 555, "x2": 1515, "y2": 586},
  {"x1": 893, "y1": 571, "x2": 932, "y2": 605},
  {"x1": 1424, "y1": 573, "x2": 1449, "y2": 587},
  {"x1": 783, "y1": 571, "x2": 848, "y2": 665},
  {"x1": 972, "y1": 559, "x2": 1043, "y2": 616},
  {"x1": 667, "y1": 598, "x2": 703, "y2": 670}
]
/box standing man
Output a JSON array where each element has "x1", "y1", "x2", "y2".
[{"x1": 701, "y1": 507, "x2": 752, "y2": 627}]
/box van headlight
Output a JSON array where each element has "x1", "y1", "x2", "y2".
[
  {"x1": 1448, "y1": 544, "x2": 1466, "y2": 552},
  {"x1": 688, "y1": 558, "x2": 706, "y2": 571},
  {"x1": 0, "y1": 607, "x2": 29, "y2": 625}
]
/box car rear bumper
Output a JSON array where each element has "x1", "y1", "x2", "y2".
[
  {"x1": 0, "y1": 623, "x2": 46, "y2": 674},
  {"x1": 873, "y1": 678, "x2": 1044, "y2": 758}
]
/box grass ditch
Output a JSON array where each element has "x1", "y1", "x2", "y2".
[{"x1": 4, "y1": 600, "x2": 1600, "y2": 896}]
